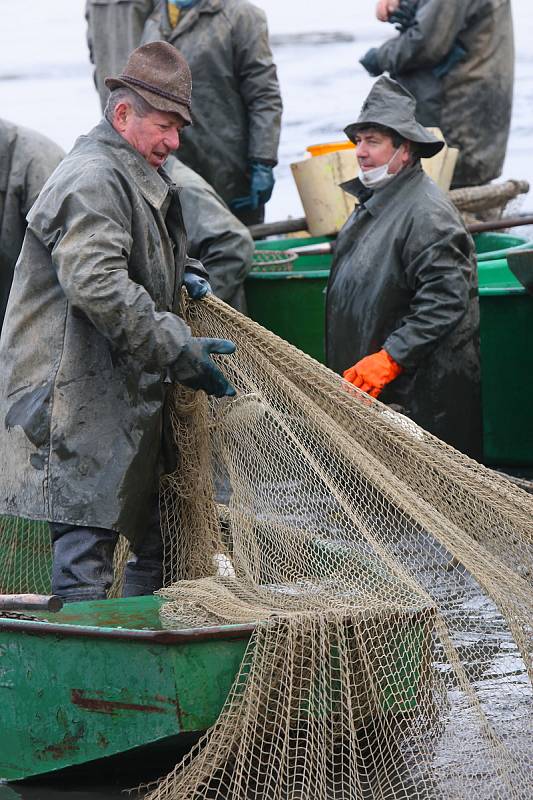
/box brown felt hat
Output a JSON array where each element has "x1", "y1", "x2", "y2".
[{"x1": 105, "y1": 42, "x2": 192, "y2": 125}]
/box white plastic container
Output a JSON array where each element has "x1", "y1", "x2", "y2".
[{"x1": 291, "y1": 129, "x2": 459, "y2": 236}]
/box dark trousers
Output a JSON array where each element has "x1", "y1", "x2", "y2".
[{"x1": 49, "y1": 515, "x2": 163, "y2": 603}]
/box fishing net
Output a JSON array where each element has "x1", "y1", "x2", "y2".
[
  {"x1": 0, "y1": 294, "x2": 532, "y2": 800},
  {"x1": 252, "y1": 248, "x2": 297, "y2": 271},
  {"x1": 144, "y1": 296, "x2": 533, "y2": 800}
]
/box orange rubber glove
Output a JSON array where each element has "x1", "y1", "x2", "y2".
[{"x1": 343, "y1": 349, "x2": 403, "y2": 398}]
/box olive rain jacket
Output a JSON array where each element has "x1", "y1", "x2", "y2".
[
  {"x1": 326, "y1": 162, "x2": 482, "y2": 459},
  {"x1": 142, "y1": 0, "x2": 282, "y2": 205},
  {"x1": 165, "y1": 156, "x2": 253, "y2": 311},
  {"x1": 0, "y1": 119, "x2": 64, "y2": 328},
  {"x1": 86, "y1": 0, "x2": 158, "y2": 111},
  {"x1": 374, "y1": 0, "x2": 514, "y2": 187},
  {"x1": 0, "y1": 120, "x2": 207, "y2": 545}
]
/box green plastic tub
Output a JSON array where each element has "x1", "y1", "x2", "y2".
[
  {"x1": 472, "y1": 232, "x2": 531, "y2": 261},
  {"x1": 478, "y1": 258, "x2": 533, "y2": 465},
  {"x1": 245, "y1": 233, "x2": 533, "y2": 465},
  {"x1": 246, "y1": 236, "x2": 332, "y2": 363}
]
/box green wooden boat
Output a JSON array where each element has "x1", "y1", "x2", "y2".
[
  {"x1": 0, "y1": 589, "x2": 433, "y2": 782},
  {"x1": 0, "y1": 595, "x2": 252, "y2": 781}
]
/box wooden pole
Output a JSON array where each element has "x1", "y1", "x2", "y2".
[
  {"x1": 0, "y1": 594, "x2": 64, "y2": 612},
  {"x1": 249, "y1": 217, "x2": 308, "y2": 240},
  {"x1": 249, "y1": 214, "x2": 533, "y2": 241},
  {"x1": 466, "y1": 215, "x2": 533, "y2": 234}
]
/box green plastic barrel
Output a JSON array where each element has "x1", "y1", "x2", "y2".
[
  {"x1": 478, "y1": 258, "x2": 533, "y2": 465},
  {"x1": 246, "y1": 232, "x2": 533, "y2": 465},
  {"x1": 246, "y1": 236, "x2": 332, "y2": 363}
]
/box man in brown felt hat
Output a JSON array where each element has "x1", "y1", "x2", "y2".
[
  {"x1": 326, "y1": 77, "x2": 482, "y2": 459},
  {"x1": 0, "y1": 42, "x2": 237, "y2": 602}
]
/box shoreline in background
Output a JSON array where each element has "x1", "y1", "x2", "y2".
[{"x1": 1, "y1": 0, "x2": 532, "y2": 222}]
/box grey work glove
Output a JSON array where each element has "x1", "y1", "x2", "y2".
[
  {"x1": 172, "y1": 337, "x2": 237, "y2": 398},
  {"x1": 359, "y1": 48, "x2": 383, "y2": 77},
  {"x1": 389, "y1": 0, "x2": 418, "y2": 32},
  {"x1": 183, "y1": 270, "x2": 211, "y2": 300}
]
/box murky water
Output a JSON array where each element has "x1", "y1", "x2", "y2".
[{"x1": 1, "y1": 1, "x2": 532, "y2": 797}]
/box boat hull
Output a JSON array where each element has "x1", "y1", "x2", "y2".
[{"x1": 0, "y1": 596, "x2": 251, "y2": 781}]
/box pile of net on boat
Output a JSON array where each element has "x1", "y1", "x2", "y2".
[{"x1": 1, "y1": 295, "x2": 532, "y2": 799}]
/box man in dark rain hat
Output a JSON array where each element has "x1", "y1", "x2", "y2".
[
  {"x1": 326, "y1": 76, "x2": 482, "y2": 459},
  {"x1": 0, "y1": 42, "x2": 236, "y2": 602}
]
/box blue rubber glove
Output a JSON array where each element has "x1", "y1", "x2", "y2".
[
  {"x1": 183, "y1": 270, "x2": 211, "y2": 300},
  {"x1": 231, "y1": 162, "x2": 275, "y2": 212},
  {"x1": 172, "y1": 337, "x2": 237, "y2": 398},
  {"x1": 359, "y1": 48, "x2": 383, "y2": 78}
]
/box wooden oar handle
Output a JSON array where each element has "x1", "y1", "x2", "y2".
[
  {"x1": 0, "y1": 594, "x2": 64, "y2": 612},
  {"x1": 467, "y1": 215, "x2": 533, "y2": 234}
]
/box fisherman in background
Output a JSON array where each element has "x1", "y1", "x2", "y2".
[
  {"x1": 141, "y1": 0, "x2": 283, "y2": 225},
  {"x1": 327, "y1": 77, "x2": 482, "y2": 459},
  {"x1": 361, "y1": 0, "x2": 514, "y2": 188},
  {"x1": 0, "y1": 43, "x2": 236, "y2": 602},
  {"x1": 85, "y1": 0, "x2": 254, "y2": 306},
  {"x1": 86, "y1": 0, "x2": 158, "y2": 111},
  {"x1": 0, "y1": 119, "x2": 64, "y2": 330}
]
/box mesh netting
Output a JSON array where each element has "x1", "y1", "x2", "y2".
[
  {"x1": 1, "y1": 295, "x2": 532, "y2": 799},
  {"x1": 252, "y1": 249, "x2": 297, "y2": 271},
  {"x1": 146, "y1": 296, "x2": 533, "y2": 800}
]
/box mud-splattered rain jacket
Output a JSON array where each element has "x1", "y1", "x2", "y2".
[
  {"x1": 326, "y1": 162, "x2": 482, "y2": 459},
  {"x1": 0, "y1": 118, "x2": 64, "y2": 328},
  {"x1": 374, "y1": 0, "x2": 514, "y2": 187},
  {"x1": 0, "y1": 120, "x2": 207, "y2": 545}
]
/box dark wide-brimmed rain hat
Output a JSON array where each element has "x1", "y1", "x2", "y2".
[
  {"x1": 345, "y1": 76, "x2": 444, "y2": 159},
  {"x1": 105, "y1": 42, "x2": 192, "y2": 125}
]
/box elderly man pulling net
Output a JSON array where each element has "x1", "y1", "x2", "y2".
[
  {"x1": 327, "y1": 76, "x2": 482, "y2": 459},
  {"x1": 0, "y1": 42, "x2": 236, "y2": 603}
]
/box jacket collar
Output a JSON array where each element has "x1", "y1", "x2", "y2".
[
  {"x1": 87, "y1": 119, "x2": 170, "y2": 210},
  {"x1": 340, "y1": 161, "x2": 424, "y2": 218},
  {"x1": 163, "y1": 0, "x2": 222, "y2": 38}
]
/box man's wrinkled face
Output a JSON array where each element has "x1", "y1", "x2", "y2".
[
  {"x1": 116, "y1": 104, "x2": 184, "y2": 168},
  {"x1": 354, "y1": 129, "x2": 408, "y2": 173}
]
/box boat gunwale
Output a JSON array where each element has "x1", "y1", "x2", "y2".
[{"x1": 0, "y1": 617, "x2": 257, "y2": 644}]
